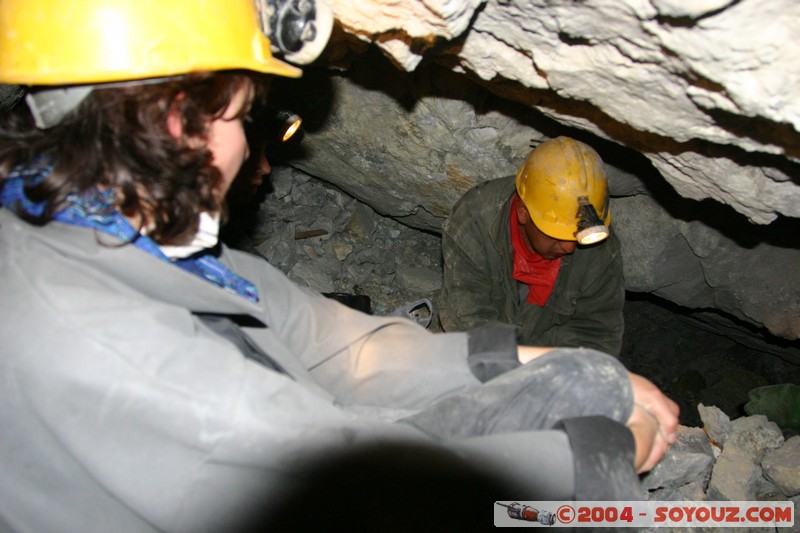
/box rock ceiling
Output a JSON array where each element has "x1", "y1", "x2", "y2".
[
  {"x1": 325, "y1": 0, "x2": 800, "y2": 225},
  {"x1": 264, "y1": 0, "x2": 800, "y2": 348}
]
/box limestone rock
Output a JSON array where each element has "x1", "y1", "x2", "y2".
[
  {"x1": 761, "y1": 436, "x2": 800, "y2": 497},
  {"x1": 642, "y1": 426, "x2": 714, "y2": 492},
  {"x1": 726, "y1": 415, "x2": 785, "y2": 461},
  {"x1": 324, "y1": 0, "x2": 800, "y2": 224},
  {"x1": 707, "y1": 447, "x2": 762, "y2": 501},
  {"x1": 698, "y1": 404, "x2": 731, "y2": 446},
  {"x1": 706, "y1": 413, "x2": 784, "y2": 500}
]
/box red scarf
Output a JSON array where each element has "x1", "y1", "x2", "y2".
[{"x1": 510, "y1": 195, "x2": 561, "y2": 306}]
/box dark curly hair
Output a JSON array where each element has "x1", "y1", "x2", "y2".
[{"x1": 0, "y1": 72, "x2": 266, "y2": 244}]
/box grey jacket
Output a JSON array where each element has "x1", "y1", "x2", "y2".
[
  {"x1": 0, "y1": 208, "x2": 637, "y2": 532},
  {"x1": 440, "y1": 176, "x2": 626, "y2": 355}
]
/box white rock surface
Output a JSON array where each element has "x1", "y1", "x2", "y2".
[{"x1": 324, "y1": 0, "x2": 800, "y2": 224}]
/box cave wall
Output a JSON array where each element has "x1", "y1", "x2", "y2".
[
  {"x1": 1, "y1": 0, "x2": 798, "y2": 343},
  {"x1": 263, "y1": 0, "x2": 800, "y2": 342},
  {"x1": 325, "y1": 0, "x2": 800, "y2": 224},
  {"x1": 270, "y1": 57, "x2": 800, "y2": 344}
]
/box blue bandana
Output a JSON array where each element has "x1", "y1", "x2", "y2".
[{"x1": 1, "y1": 163, "x2": 260, "y2": 303}]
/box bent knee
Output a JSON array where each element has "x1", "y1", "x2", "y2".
[{"x1": 533, "y1": 347, "x2": 633, "y2": 421}]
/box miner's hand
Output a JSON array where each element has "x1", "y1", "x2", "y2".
[{"x1": 626, "y1": 371, "x2": 680, "y2": 473}]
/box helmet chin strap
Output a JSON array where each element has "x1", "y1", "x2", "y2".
[
  {"x1": 26, "y1": 86, "x2": 93, "y2": 129},
  {"x1": 26, "y1": 77, "x2": 176, "y2": 129}
]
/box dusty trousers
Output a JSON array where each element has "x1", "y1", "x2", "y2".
[{"x1": 399, "y1": 348, "x2": 642, "y2": 500}]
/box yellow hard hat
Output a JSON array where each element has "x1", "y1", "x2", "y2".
[
  {"x1": 0, "y1": 0, "x2": 302, "y2": 86},
  {"x1": 515, "y1": 136, "x2": 611, "y2": 244}
]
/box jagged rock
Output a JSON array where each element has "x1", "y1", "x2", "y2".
[
  {"x1": 761, "y1": 436, "x2": 800, "y2": 497},
  {"x1": 256, "y1": 235, "x2": 295, "y2": 271},
  {"x1": 698, "y1": 404, "x2": 732, "y2": 447},
  {"x1": 642, "y1": 426, "x2": 714, "y2": 492},
  {"x1": 394, "y1": 264, "x2": 442, "y2": 295},
  {"x1": 706, "y1": 414, "x2": 784, "y2": 500},
  {"x1": 235, "y1": 169, "x2": 442, "y2": 313},
  {"x1": 333, "y1": 242, "x2": 353, "y2": 261},
  {"x1": 726, "y1": 415, "x2": 785, "y2": 461},
  {"x1": 288, "y1": 260, "x2": 336, "y2": 293},
  {"x1": 707, "y1": 448, "x2": 763, "y2": 501},
  {"x1": 346, "y1": 203, "x2": 378, "y2": 241},
  {"x1": 647, "y1": 478, "x2": 707, "y2": 503},
  {"x1": 270, "y1": 169, "x2": 294, "y2": 199}
]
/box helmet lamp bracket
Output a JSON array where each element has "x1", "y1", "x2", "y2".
[
  {"x1": 256, "y1": 0, "x2": 333, "y2": 64},
  {"x1": 575, "y1": 196, "x2": 610, "y2": 245}
]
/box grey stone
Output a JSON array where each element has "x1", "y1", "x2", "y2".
[
  {"x1": 345, "y1": 203, "x2": 377, "y2": 241},
  {"x1": 256, "y1": 234, "x2": 297, "y2": 272},
  {"x1": 291, "y1": 180, "x2": 328, "y2": 207},
  {"x1": 287, "y1": 261, "x2": 336, "y2": 293},
  {"x1": 332, "y1": 242, "x2": 353, "y2": 261},
  {"x1": 269, "y1": 168, "x2": 294, "y2": 199},
  {"x1": 698, "y1": 404, "x2": 732, "y2": 447},
  {"x1": 707, "y1": 448, "x2": 762, "y2": 501},
  {"x1": 394, "y1": 264, "x2": 441, "y2": 294},
  {"x1": 647, "y1": 477, "x2": 707, "y2": 502},
  {"x1": 762, "y1": 436, "x2": 800, "y2": 497},
  {"x1": 328, "y1": 0, "x2": 800, "y2": 223},
  {"x1": 642, "y1": 426, "x2": 714, "y2": 491},
  {"x1": 727, "y1": 415, "x2": 785, "y2": 461}
]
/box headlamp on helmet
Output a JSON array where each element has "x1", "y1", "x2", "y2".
[
  {"x1": 0, "y1": 0, "x2": 335, "y2": 129},
  {"x1": 515, "y1": 136, "x2": 611, "y2": 243},
  {"x1": 575, "y1": 196, "x2": 610, "y2": 245}
]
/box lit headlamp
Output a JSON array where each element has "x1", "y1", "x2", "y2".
[
  {"x1": 256, "y1": 0, "x2": 334, "y2": 65},
  {"x1": 575, "y1": 196, "x2": 609, "y2": 245},
  {"x1": 276, "y1": 110, "x2": 302, "y2": 142}
]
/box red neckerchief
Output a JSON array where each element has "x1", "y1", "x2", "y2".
[{"x1": 510, "y1": 195, "x2": 562, "y2": 306}]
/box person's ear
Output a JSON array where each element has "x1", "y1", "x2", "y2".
[
  {"x1": 166, "y1": 107, "x2": 183, "y2": 139},
  {"x1": 515, "y1": 195, "x2": 530, "y2": 225},
  {"x1": 166, "y1": 92, "x2": 187, "y2": 140}
]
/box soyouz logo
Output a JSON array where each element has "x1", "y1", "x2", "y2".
[{"x1": 493, "y1": 501, "x2": 795, "y2": 528}]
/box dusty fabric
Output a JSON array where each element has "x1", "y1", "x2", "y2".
[
  {"x1": 401, "y1": 348, "x2": 633, "y2": 438},
  {"x1": 401, "y1": 348, "x2": 638, "y2": 500},
  {"x1": 466, "y1": 321, "x2": 521, "y2": 381}
]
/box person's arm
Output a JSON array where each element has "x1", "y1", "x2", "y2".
[
  {"x1": 227, "y1": 249, "x2": 483, "y2": 409},
  {"x1": 626, "y1": 371, "x2": 680, "y2": 472},
  {"x1": 439, "y1": 216, "x2": 505, "y2": 332},
  {"x1": 517, "y1": 345, "x2": 679, "y2": 474},
  {"x1": 549, "y1": 238, "x2": 626, "y2": 356}
]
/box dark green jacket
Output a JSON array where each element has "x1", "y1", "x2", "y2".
[{"x1": 440, "y1": 176, "x2": 625, "y2": 355}]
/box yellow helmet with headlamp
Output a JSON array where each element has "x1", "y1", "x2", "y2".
[
  {"x1": 515, "y1": 136, "x2": 611, "y2": 245},
  {"x1": 0, "y1": 0, "x2": 325, "y2": 128}
]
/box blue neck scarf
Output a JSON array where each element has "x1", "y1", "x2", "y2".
[{"x1": 1, "y1": 162, "x2": 260, "y2": 303}]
